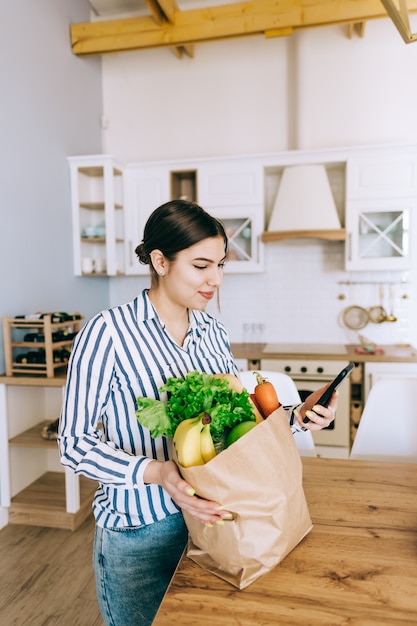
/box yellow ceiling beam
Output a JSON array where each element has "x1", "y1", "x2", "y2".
[
  {"x1": 145, "y1": 0, "x2": 178, "y2": 25},
  {"x1": 71, "y1": 0, "x2": 417, "y2": 56},
  {"x1": 380, "y1": 0, "x2": 417, "y2": 42},
  {"x1": 145, "y1": 0, "x2": 195, "y2": 58},
  {"x1": 154, "y1": 0, "x2": 178, "y2": 25}
]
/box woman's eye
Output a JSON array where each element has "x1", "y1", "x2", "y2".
[
  {"x1": 218, "y1": 263, "x2": 225, "y2": 269},
  {"x1": 194, "y1": 265, "x2": 208, "y2": 270}
]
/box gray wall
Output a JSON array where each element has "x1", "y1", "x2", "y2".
[{"x1": 0, "y1": 0, "x2": 108, "y2": 374}]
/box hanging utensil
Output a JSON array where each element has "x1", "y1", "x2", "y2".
[
  {"x1": 368, "y1": 285, "x2": 387, "y2": 324},
  {"x1": 340, "y1": 282, "x2": 369, "y2": 330},
  {"x1": 386, "y1": 285, "x2": 398, "y2": 322},
  {"x1": 342, "y1": 305, "x2": 369, "y2": 330}
]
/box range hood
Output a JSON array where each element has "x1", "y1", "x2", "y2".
[{"x1": 266, "y1": 164, "x2": 342, "y2": 236}]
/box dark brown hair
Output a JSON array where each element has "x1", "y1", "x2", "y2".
[{"x1": 135, "y1": 200, "x2": 228, "y2": 280}]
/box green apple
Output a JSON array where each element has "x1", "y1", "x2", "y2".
[{"x1": 225, "y1": 421, "x2": 256, "y2": 447}]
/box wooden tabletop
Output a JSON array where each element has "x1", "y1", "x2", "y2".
[{"x1": 153, "y1": 457, "x2": 417, "y2": 626}]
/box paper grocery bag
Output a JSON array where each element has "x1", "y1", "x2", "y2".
[{"x1": 178, "y1": 407, "x2": 313, "y2": 589}]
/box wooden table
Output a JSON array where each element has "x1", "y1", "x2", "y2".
[{"x1": 153, "y1": 457, "x2": 417, "y2": 626}]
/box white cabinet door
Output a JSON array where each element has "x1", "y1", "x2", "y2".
[
  {"x1": 212, "y1": 206, "x2": 264, "y2": 273},
  {"x1": 345, "y1": 197, "x2": 416, "y2": 271},
  {"x1": 347, "y1": 152, "x2": 417, "y2": 200},
  {"x1": 364, "y1": 362, "x2": 417, "y2": 400},
  {"x1": 124, "y1": 165, "x2": 170, "y2": 275},
  {"x1": 198, "y1": 159, "x2": 263, "y2": 207}
]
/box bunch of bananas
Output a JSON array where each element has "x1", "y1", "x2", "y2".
[{"x1": 173, "y1": 412, "x2": 216, "y2": 468}]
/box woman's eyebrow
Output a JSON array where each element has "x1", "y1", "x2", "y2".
[{"x1": 193, "y1": 256, "x2": 226, "y2": 263}]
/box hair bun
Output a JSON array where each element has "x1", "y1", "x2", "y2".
[{"x1": 135, "y1": 242, "x2": 149, "y2": 265}]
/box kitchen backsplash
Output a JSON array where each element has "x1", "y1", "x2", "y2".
[{"x1": 109, "y1": 240, "x2": 416, "y2": 348}]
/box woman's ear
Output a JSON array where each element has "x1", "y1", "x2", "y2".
[{"x1": 149, "y1": 250, "x2": 167, "y2": 276}]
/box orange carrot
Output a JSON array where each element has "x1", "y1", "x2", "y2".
[{"x1": 253, "y1": 372, "x2": 280, "y2": 417}]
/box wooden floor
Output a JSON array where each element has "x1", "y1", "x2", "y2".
[{"x1": 0, "y1": 514, "x2": 104, "y2": 625}]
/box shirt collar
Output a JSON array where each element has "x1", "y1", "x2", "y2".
[{"x1": 137, "y1": 289, "x2": 203, "y2": 336}]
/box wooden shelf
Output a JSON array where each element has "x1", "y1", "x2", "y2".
[
  {"x1": 9, "y1": 364, "x2": 67, "y2": 377},
  {"x1": 0, "y1": 374, "x2": 67, "y2": 386},
  {"x1": 11, "y1": 340, "x2": 73, "y2": 348},
  {"x1": 78, "y1": 165, "x2": 122, "y2": 177},
  {"x1": 9, "y1": 421, "x2": 58, "y2": 449},
  {"x1": 9, "y1": 472, "x2": 97, "y2": 531},
  {"x1": 81, "y1": 236, "x2": 106, "y2": 243},
  {"x1": 261, "y1": 229, "x2": 346, "y2": 242}
]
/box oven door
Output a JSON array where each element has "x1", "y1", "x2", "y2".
[{"x1": 295, "y1": 379, "x2": 350, "y2": 447}]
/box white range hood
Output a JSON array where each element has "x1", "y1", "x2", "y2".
[{"x1": 267, "y1": 164, "x2": 341, "y2": 232}]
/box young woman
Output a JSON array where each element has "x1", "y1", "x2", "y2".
[{"x1": 59, "y1": 200, "x2": 337, "y2": 626}]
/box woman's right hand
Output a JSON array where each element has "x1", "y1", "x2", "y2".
[{"x1": 144, "y1": 459, "x2": 231, "y2": 526}]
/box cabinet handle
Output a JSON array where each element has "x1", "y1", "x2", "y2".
[{"x1": 348, "y1": 232, "x2": 352, "y2": 261}]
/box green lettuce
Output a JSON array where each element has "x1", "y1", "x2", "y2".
[{"x1": 136, "y1": 371, "x2": 255, "y2": 439}]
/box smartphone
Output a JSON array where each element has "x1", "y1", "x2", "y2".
[{"x1": 303, "y1": 362, "x2": 356, "y2": 424}]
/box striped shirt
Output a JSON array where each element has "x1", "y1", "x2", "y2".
[{"x1": 59, "y1": 289, "x2": 239, "y2": 529}]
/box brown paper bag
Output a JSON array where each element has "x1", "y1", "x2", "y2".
[{"x1": 178, "y1": 407, "x2": 313, "y2": 589}]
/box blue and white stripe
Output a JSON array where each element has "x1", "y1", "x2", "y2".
[{"x1": 59, "y1": 289, "x2": 239, "y2": 529}]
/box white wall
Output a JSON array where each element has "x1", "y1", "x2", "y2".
[
  {"x1": 0, "y1": 0, "x2": 107, "y2": 373},
  {"x1": 104, "y1": 18, "x2": 417, "y2": 348},
  {"x1": 101, "y1": 36, "x2": 289, "y2": 161}
]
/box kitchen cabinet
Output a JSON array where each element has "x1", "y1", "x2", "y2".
[
  {"x1": 124, "y1": 164, "x2": 170, "y2": 275},
  {"x1": 347, "y1": 151, "x2": 417, "y2": 200},
  {"x1": 198, "y1": 159, "x2": 264, "y2": 272},
  {"x1": 71, "y1": 144, "x2": 417, "y2": 275},
  {"x1": 124, "y1": 157, "x2": 265, "y2": 274},
  {"x1": 69, "y1": 154, "x2": 126, "y2": 276},
  {"x1": 260, "y1": 145, "x2": 417, "y2": 267},
  {"x1": 197, "y1": 159, "x2": 263, "y2": 207},
  {"x1": 345, "y1": 197, "x2": 415, "y2": 271},
  {"x1": 345, "y1": 149, "x2": 417, "y2": 271},
  {"x1": 0, "y1": 376, "x2": 96, "y2": 530}
]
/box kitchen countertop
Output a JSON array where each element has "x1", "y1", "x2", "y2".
[
  {"x1": 230, "y1": 343, "x2": 417, "y2": 363},
  {"x1": 153, "y1": 457, "x2": 417, "y2": 625},
  {"x1": 1, "y1": 344, "x2": 416, "y2": 387}
]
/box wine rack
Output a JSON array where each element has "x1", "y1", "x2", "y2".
[{"x1": 2, "y1": 313, "x2": 84, "y2": 378}]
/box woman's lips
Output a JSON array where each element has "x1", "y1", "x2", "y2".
[{"x1": 199, "y1": 291, "x2": 214, "y2": 300}]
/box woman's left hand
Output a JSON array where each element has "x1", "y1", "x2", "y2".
[{"x1": 294, "y1": 383, "x2": 338, "y2": 431}]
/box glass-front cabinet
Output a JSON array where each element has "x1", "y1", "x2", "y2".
[
  {"x1": 345, "y1": 150, "x2": 417, "y2": 271},
  {"x1": 198, "y1": 159, "x2": 264, "y2": 273},
  {"x1": 124, "y1": 158, "x2": 264, "y2": 275},
  {"x1": 69, "y1": 155, "x2": 125, "y2": 276},
  {"x1": 345, "y1": 198, "x2": 414, "y2": 270}
]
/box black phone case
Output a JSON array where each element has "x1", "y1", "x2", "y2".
[{"x1": 303, "y1": 362, "x2": 356, "y2": 424}]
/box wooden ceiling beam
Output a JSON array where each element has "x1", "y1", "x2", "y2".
[
  {"x1": 145, "y1": 0, "x2": 194, "y2": 58},
  {"x1": 71, "y1": 0, "x2": 417, "y2": 56},
  {"x1": 380, "y1": 0, "x2": 417, "y2": 43}
]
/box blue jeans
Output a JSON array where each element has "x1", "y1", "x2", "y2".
[{"x1": 93, "y1": 513, "x2": 188, "y2": 626}]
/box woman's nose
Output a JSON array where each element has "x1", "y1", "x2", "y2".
[{"x1": 208, "y1": 266, "x2": 223, "y2": 287}]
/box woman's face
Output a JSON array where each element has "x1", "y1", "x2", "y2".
[{"x1": 164, "y1": 236, "x2": 226, "y2": 310}]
